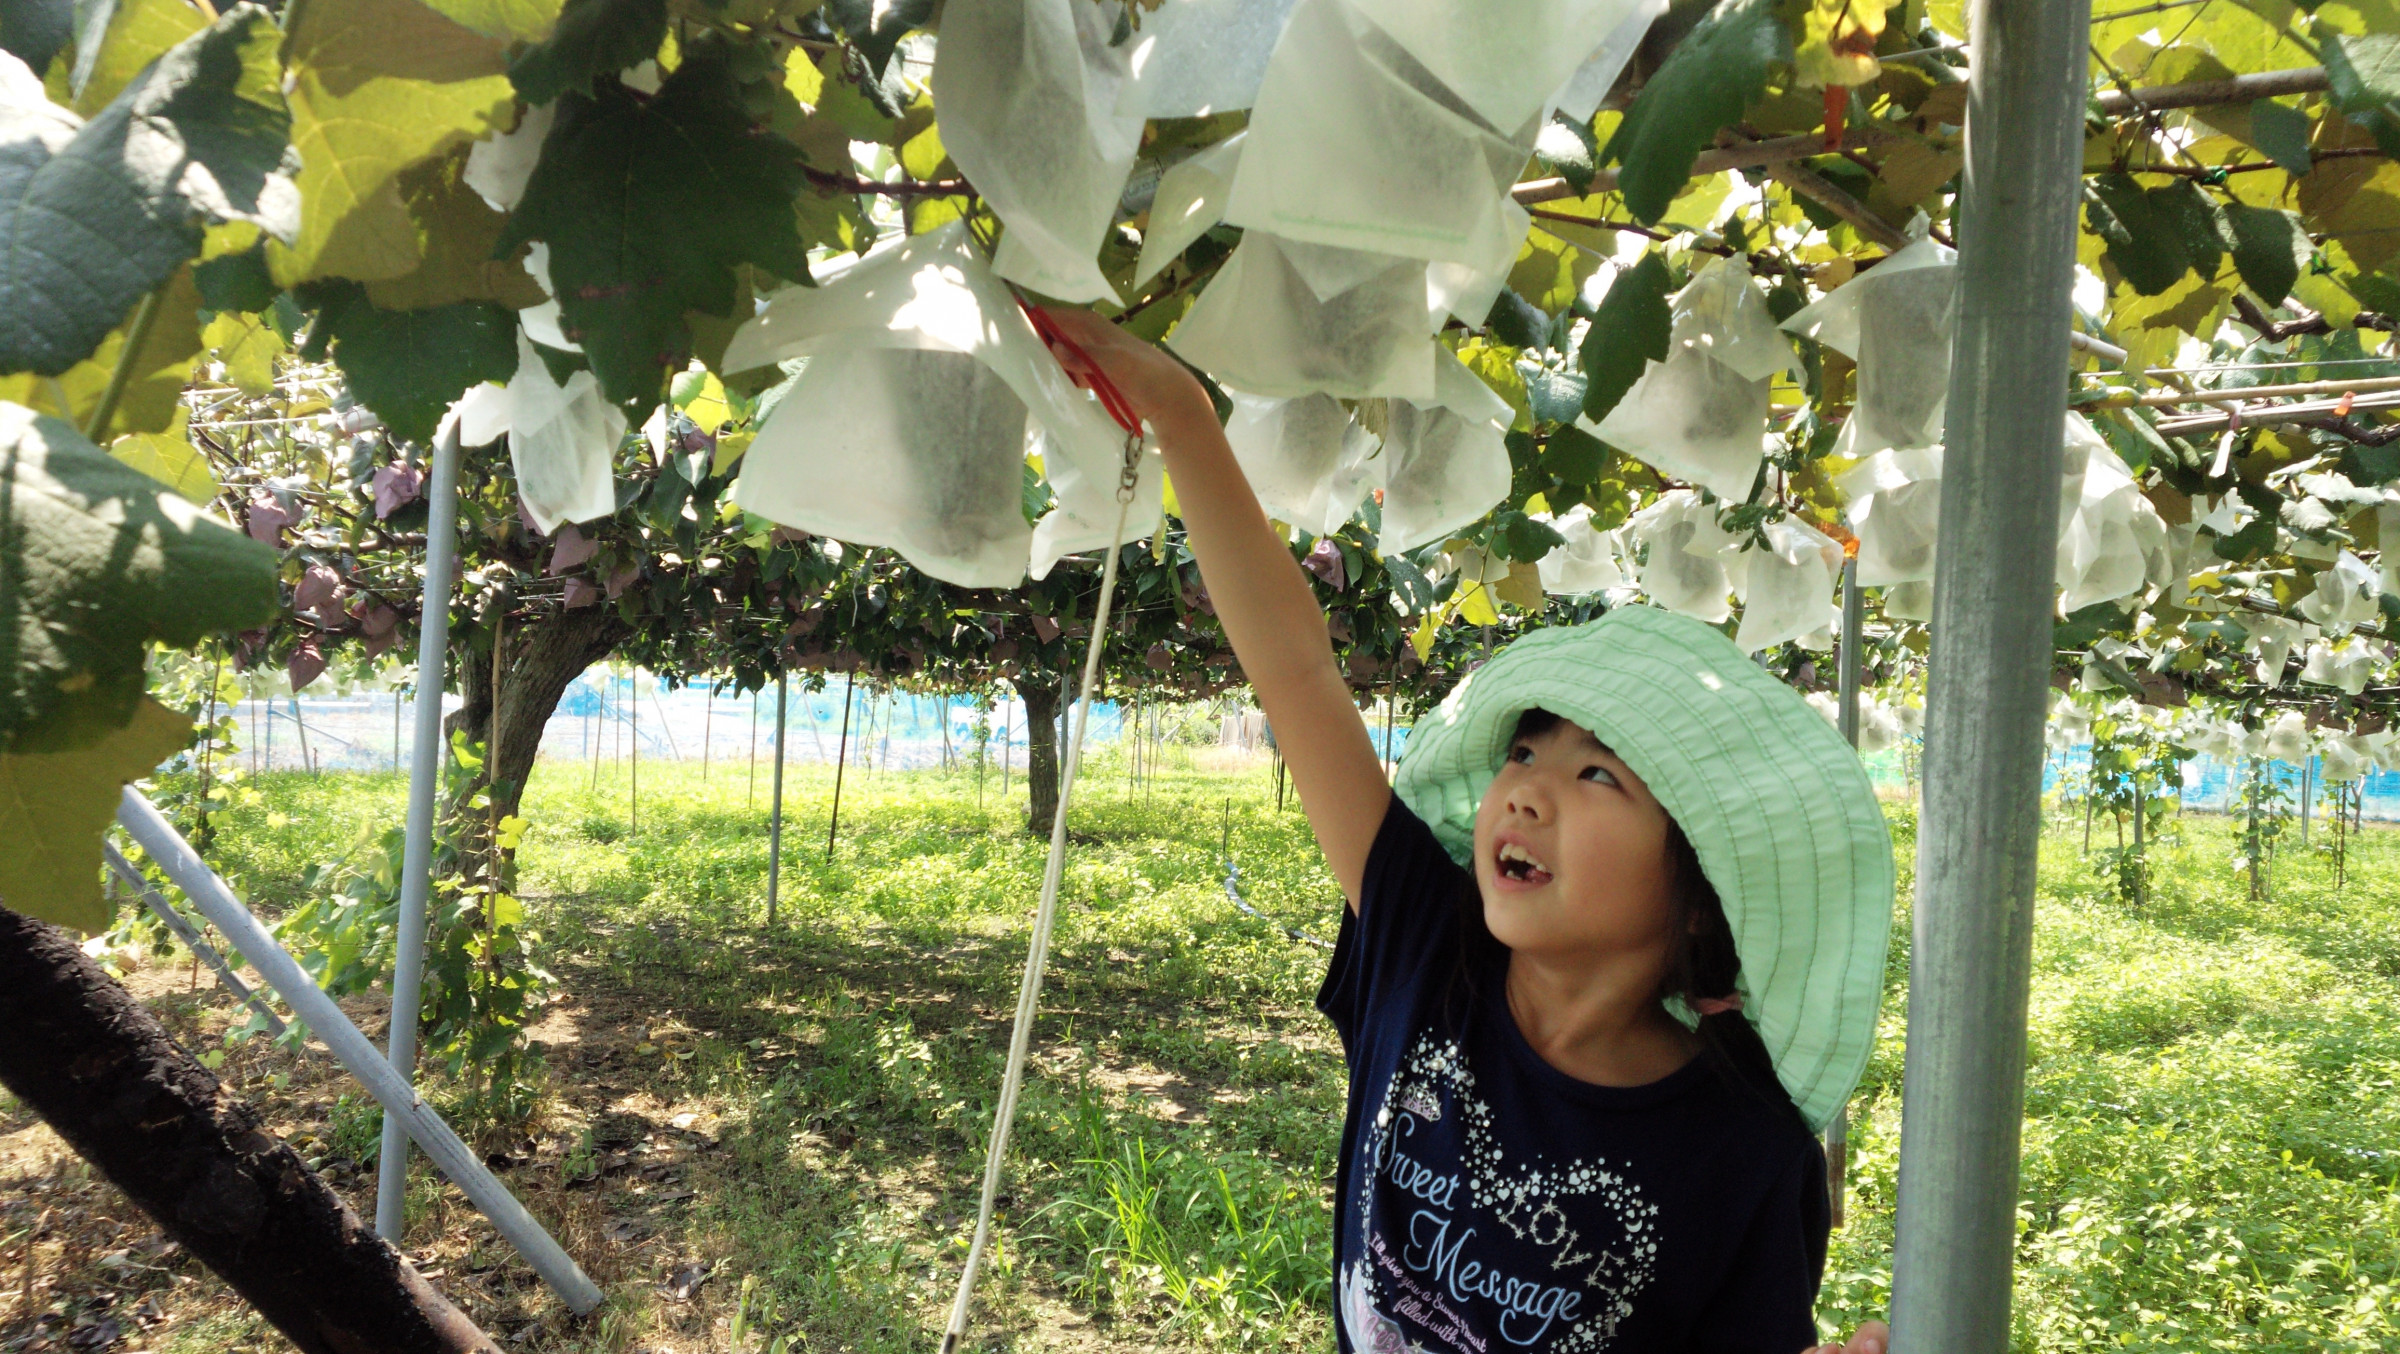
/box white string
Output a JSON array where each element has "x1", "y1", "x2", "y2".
[{"x1": 941, "y1": 435, "x2": 1143, "y2": 1354}]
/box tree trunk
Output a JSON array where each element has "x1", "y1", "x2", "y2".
[
  {"x1": 448, "y1": 605, "x2": 631, "y2": 853},
  {"x1": 1012, "y1": 675, "x2": 1061, "y2": 837},
  {"x1": 0, "y1": 905, "x2": 500, "y2": 1354}
]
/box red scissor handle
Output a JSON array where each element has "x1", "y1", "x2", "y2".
[{"x1": 1018, "y1": 297, "x2": 1143, "y2": 437}]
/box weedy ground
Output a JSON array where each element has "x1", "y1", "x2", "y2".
[{"x1": 3, "y1": 750, "x2": 2396, "y2": 1353}]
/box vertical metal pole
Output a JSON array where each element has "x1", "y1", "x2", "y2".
[
  {"x1": 703, "y1": 680, "x2": 714, "y2": 786},
  {"x1": 629, "y1": 668, "x2": 639, "y2": 836},
  {"x1": 1888, "y1": 0, "x2": 2089, "y2": 1348},
  {"x1": 377, "y1": 422, "x2": 462, "y2": 1244},
  {"x1": 767, "y1": 675, "x2": 787, "y2": 926},
  {"x1": 1827, "y1": 558, "x2": 1863, "y2": 1229},
  {"x1": 2300, "y1": 758, "x2": 2312, "y2": 845}
]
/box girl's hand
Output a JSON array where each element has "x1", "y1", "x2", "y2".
[
  {"x1": 1802, "y1": 1319, "x2": 1888, "y2": 1354},
  {"x1": 1034, "y1": 306, "x2": 1213, "y2": 431}
]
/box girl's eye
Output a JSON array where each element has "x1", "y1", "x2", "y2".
[
  {"x1": 1579, "y1": 764, "x2": 1618, "y2": 785},
  {"x1": 1508, "y1": 744, "x2": 1534, "y2": 765}
]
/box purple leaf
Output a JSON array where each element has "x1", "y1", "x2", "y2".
[
  {"x1": 287, "y1": 642, "x2": 327, "y2": 691},
  {"x1": 246, "y1": 496, "x2": 291, "y2": 545},
  {"x1": 549, "y1": 523, "x2": 598, "y2": 574},
  {"x1": 562, "y1": 578, "x2": 601, "y2": 608},
  {"x1": 370, "y1": 464, "x2": 424, "y2": 519}
]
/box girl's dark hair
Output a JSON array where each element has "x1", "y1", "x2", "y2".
[{"x1": 1447, "y1": 709, "x2": 1802, "y2": 1124}]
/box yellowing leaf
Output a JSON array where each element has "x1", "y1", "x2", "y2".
[
  {"x1": 900, "y1": 120, "x2": 947, "y2": 181},
  {"x1": 1410, "y1": 610, "x2": 1442, "y2": 662},
  {"x1": 1455, "y1": 339, "x2": 1530, "y2": 427},
  {"x1": 1496, "y1": 561, "x2": 1545, "y2": 610},
  {"x1": 0, "y1": 696, "x2": 191, "y2": 935},
  {"x1": 67, "y1": 0, "x2": 208, "y2": 116},
  {"x1": 1509, "y1": 228, "x2": 1596, "y2": 314},
  {"x1": 268, "y1": 0, "x2": 515, "y2": 287},
  {"x1": 363, "y1": 148, "x2": 548, "y2": 310},
  {"x1": 203, "y1": 310, "x2": 281, "y2": 395},
  {"x1": 109, "y1": 409, "x2": 216, "y2": 501},
  {"x1": 2294, "y1": 271, "x2": 2364, "y2": 326},
  {"x1": 420, "y1": 0, "x2": 565, "y2": 43},
  {"x1": 783, "y1": 45, "x2": 826, "y2": 109},
  {"x1": 710, "y1": 428, "x2": 753, "y2": 478},
  {"x1": 1795, "y1": 0, "x2": 1886, "y2": 89},
  {"x1": 674, "y1": 367, "x2": 730, "y2": 430},
  {"x1": 0, "y1": 267, "x2": 205, "y2": 439},
  {"x1": 1456, "y1": 577, "x2": 1500, "y2": 627}
]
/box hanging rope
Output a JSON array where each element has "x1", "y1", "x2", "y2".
[{"x1": 941, "y1": 305, "x2": 1146, "y2": 1354}]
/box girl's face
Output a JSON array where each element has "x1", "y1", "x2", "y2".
[{"x1": 1472, "y1": 716, "x2": 1681, "y2": 963}]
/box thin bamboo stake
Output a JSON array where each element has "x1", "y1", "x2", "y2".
[
  {"x1": 826, "y1": 677, "x2": 854, "y2": 862},
  {"x1": 2092, "y1": 373, "x2": 2400, "y2": 407},
  {"x1": 768, "y1": 676, "x2": 787, "y2": 926}
]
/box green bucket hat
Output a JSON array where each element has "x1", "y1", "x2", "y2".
[{"x1": 1392, "y1": 604, "x2": 1894, "y2": 1133}]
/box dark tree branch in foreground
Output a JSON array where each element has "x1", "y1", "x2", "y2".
[
  {"x1": 0, "y1": 906, "x2": 502, "y2": 1354},
  {"x1": 2232, "y1": 293, "x2": 2399, "y2": 342}
]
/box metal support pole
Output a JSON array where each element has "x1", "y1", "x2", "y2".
[
  {"x1": 1889, "y1": 0, "x2": 2089, "y2": 1348},
  {"x1": 767, "y1": 675, "x2": 787, "y2": 926},
  {"x1": 115, "y1": 791, "x2": 604, "y2": 1314},
  {"x1": 103, "y1": 843, "x2": 285, "y2": 1037},
  {"x1": 1827, "y1": 558, "x2": 1863, "y2": 1229},
  {"x1": 378, "y1": 422, "x2": 460, "y2": 1245}
]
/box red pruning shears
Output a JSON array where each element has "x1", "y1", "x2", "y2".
[{"x1": 1015, "y1": 293, "x2": 1144, "y2": 437}]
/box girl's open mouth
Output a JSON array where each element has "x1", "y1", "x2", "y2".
[{"x1": 1495, "y1": 841, "x2": 1552, "y2": 885}]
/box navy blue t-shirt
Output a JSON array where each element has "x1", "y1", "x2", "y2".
[{"x1": 1315, "y1": 797, "x2": 1830, "y2": 1354}]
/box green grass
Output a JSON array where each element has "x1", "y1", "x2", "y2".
[{"x1": 174, "y1": 752, "x2": 2400, "y2": 1351}]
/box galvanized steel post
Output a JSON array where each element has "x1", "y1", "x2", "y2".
[
  {"x1": 377, "y1": 423, "x2": 462, "y2": 1244},
  {"x1": 1889, "y1": 0, "x2": 2091, "y2": 1348}
]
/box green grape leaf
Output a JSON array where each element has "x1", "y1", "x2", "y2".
[
  {"x1": 1496, "y1": 510, "x2": 1566, "y2": 563},
  {"x1": 2349, "y1": 267, "x2": 2400, "y2": 317},
  {"x1": 0, "y1": 694, "x2": 191, "y2": 933},
  {"x1": 421, "y1": 0, "x2": 564, "y2": 44},
  {"x1": 507, "y1": 0, "x2": 666, "y2": 106},
  {"x1": 268, "y1": 0, "x2": 512, "y2": 287},
  {"x1": 1544, "y1": 421, "x2": 1611, "y2": 484},
  {"x1": 1577, "y1": 250, "x2": 1673, "y2": 423},
  {"x1": 1535, "y1": 116, "x2": 1598, "y2": 194},
  {"x1": 1519, "y1": 361, "x2": 1589, "y2": 426},
  {"x1": 2086, "y1": 173, "x2": 2191, "y2": 296},
  {"x1": 1600, "y1": 0, "x2": 1791, "y2": 225},
  {"x1": 2248, "y1": 98, "x2": 2315, "y2": 176},
  {"x1": 194, "y1": 243, "x2": 277, "y2": 313},
  {"x1": 825, "y1": 0, "x2": 935, "y2": 79},
  {"x1": 2224, "y1": 203, "x2": 2313, "y2": 304},
  {"x1": 0, "y1": 5, "x2": 293, "y2": 376},
  {"x1": 498, "y1": 48, "x2": 811, "y2": 414},
  {"x1": 63, "y1": 0, "x2": 205, "y2": 116},
  {"x1": 0, "y1": 0, "x2": 71, "y2": 75},
  {"x1": 2319, "y1": 28, "x2": 2400, "y2": 114},
  {"x1": 300, "y1": 283, "x2": 517, "y2": 443},
  {"x1": 2150, "y1": 179, "x2": 2234, "y2": 284},
  {"x1": 1483, "y1": 288, "x2": 1549, "y2": 351},
  {"x1": 362, "y1": 148, "x2": 547, "y2": 311},
  {"x1": 0, "y1": 402, "x2": 276, "y2": 753}
]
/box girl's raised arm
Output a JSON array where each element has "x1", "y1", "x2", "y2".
[{"x1": 1039, "y1": 308, "x2": 1388, "y2": 908}]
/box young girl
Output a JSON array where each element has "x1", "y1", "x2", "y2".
[{"x1": 1041, "y1": 309, "x2": 1894, "y2": 1354}]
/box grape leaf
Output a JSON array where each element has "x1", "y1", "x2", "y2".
[
  {"x1": 2150, "y1": 179, "x2": 2234, "y2": 284},
  {"x1": 0, "y1": 401, "x2": 275, "y2": 753},
  {"x1": 108, "y1": 407, "x2": 215, "y2": 499},
  {"x1": 362, "y1": 148, "x2": 546, "y2": 311},
  {"x1": 0, "y1": 0, "x2": 71, "y2": 75},
  {"x1": 299, "y1": 282, "x2": 518, "y2": 443},
  {"x1": 0, "y1": 264, "x2": 204, "y2": 439},
  {"x1": 0, "y1": 694, "x2": 190, "y2": 933},
  {"x1": 63, "y1": 0, "x2": 205, "y2": 116},
  {"x1": 193, "y1": 242, "x2": 276, "y2": 312},
  {"x1": 2086, "y1": 173, "x2": 2191, "y2": 296},
  {"x1": 268, "y1": 0, "x2": 512, "y2": 287},
  {"x1": 0, "y1": 6, "x2": 293, "y2": 376},
  {"x1": 1577, "y1": 250, "x2": 1673, "y2": 423},
  {"x1": 1600, "y1": 0, "x2": 1791, "y2": 225},
  {"x1": 1544, "y1": 421, "x2": 1611, "y2": 484},
  {"x1": 2225, "y1": 203, "x2": 2313, "y2": 303},
  {"x1": 2248, "y1": 98, "x2": 2315, "y2": 176},
  {"x1": 2320, "y1": 29, "x2": 2400, "y2": 114},
  {"x1": 507, "y1": 0, "x2": 665, "y2": 106},
  {"x1": 421, "y1": 0, "x2": 564, "y2": 44},
  {"x1": 825, "y1": 0, "x2": 935, "y2": 79},
  {"x1": 497, "y1": 48, "x2": 810, "y2": 413}
]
